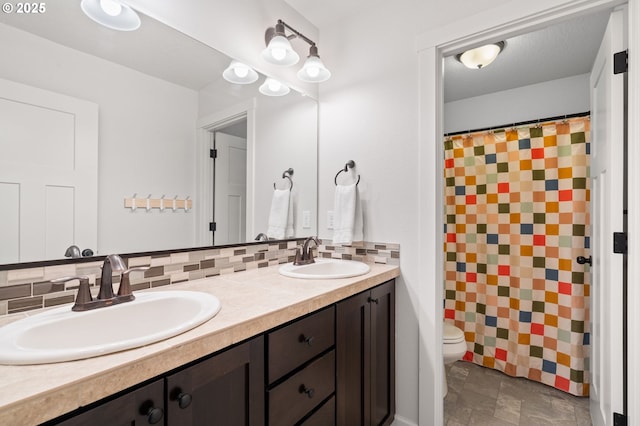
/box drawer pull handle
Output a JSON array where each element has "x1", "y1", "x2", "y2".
[
  {"x1": 299, "y1": 384, "x2": 315, "y2": 398},
  {"x1": 368, "y1": 297, "x2": 379, "y2": 304},
  {"x1": 300, "y1": 334, "x2": 315, "y2": 346}
]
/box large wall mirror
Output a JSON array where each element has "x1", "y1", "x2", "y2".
[{"x1": 0, "y1": 3, "x2": 317, "y2": 266}]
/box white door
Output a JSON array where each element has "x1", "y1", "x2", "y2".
[
  {"x1": 0, "y1": 78, "x2": 98, "y2": 263},
  {"x1": 213, "y1": 131, "x2": 247, "y2": 245},
  {"x1": 589, "y1": 7, "x2": 626, "y2": 425}
]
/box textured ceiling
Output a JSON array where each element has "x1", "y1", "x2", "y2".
[{"x1": 443, "y1": 10, "x2": 610, "y2": 102}]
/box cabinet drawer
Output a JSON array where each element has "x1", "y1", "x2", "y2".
[
  {"x1": 299, "y1": 395, "x2": 335, "y2": 426},
  {"x1": 268, "y1": 306, "x2": 334, "y2": 383},
  {"x1": 268, "y1": 350, "x2": 335, "y2": 426}
]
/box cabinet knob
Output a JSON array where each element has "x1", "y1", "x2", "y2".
[
  {"x1": 299, "y1": 384, "x2": 315, "y2": 398},
  {"x1": 171, "y1": 388, "x2": 193, "y2": 409},
  {"x1": 300, "y1": 334, "x2": 315, "y2": 346},
  {"x1": 146, "y1": 406, "x2": 164, "y2": 424},
  {"x1": 139, "y1": 400, "x2": 164, "y2": 424},
  {"x1": 368, "y1": 296, "x2": 379, "y2": 304},
  {"x1": 177, "y1": 392, "x2": 193, "y2": 409}
]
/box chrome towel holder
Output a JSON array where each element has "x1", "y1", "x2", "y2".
[
  {"x1": 334, "y1": 160, "x2": 360, "y2": 186},
  {"x1": 274, "y1": 168, "x2": 294, "y2": 191}
]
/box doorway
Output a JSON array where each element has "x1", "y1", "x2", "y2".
[
  {"x1": 417, "y1": 1, "x2": 640, "y2": 425},
  {"x1": 210, "y1": 117, "x2": 248, "y2": 245}
]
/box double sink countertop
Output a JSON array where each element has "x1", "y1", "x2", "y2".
[{"x1": 0, "y1": 261, "x2": 399, "y2": 426}]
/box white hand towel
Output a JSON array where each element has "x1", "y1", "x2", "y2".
[
  {"x1": 333, "y1": 183, "x2": 363, "y2": 244},
  {"x1": 267, "y1": 189, "x2": 291, "y2": 239}
]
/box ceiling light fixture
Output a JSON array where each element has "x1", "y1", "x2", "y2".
[
  {"x1": 222, "y1": 60, "x2": 259, "y2": 84},
  {"x1": 80, "y1": 0, "x2": 141, "y2": 31},
  {"x1": 456, "y1": 41, "x2": 505, "y2": 69},
  {"x1": 259, "y1": 78, "x2": 290, "y2": 97},
  {"x1": 262, "y1": 19, "x2": 331, "y2": 83}
]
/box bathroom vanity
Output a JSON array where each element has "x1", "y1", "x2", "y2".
[{"x1": 0, "y1": 263, "x2": 398, "y2": 425}]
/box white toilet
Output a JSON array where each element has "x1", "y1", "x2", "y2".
[{"x1": 442, "y1": 322, "x2": 467, "y2": 397}]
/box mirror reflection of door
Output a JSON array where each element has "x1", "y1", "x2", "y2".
[{"x1": 211, "y1": 117, "x2": 247, "y2": 245}]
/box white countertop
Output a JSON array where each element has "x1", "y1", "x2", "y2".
[{"x1": 0, "y1": 262, "x2": 399, "y2": 425}]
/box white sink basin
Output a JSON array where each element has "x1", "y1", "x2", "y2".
[
  {"x1": 0, "y1": 291, "x2": 221, "y2": 365},
  {"x1": 279, "y1": 258, "x2": 370, "y2": 279}
]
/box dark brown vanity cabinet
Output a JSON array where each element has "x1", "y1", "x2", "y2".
[
  {"x1": 336, "y1": 279, "x2": 395, "y2": 426},
  {"x1": 166, "y1": 336, "x2": 265, "y2": 426},
  {"x1": 48, "y1": 279, "x2": 395, "y2": 426}
]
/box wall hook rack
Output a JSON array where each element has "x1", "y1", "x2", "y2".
[{"x1": 124, "y1": 194, "x2": 192, "y2": 212}]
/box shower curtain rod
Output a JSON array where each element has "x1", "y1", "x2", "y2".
[{"x1": 444, "y1": 111, "x2": 590, "y2": 137}]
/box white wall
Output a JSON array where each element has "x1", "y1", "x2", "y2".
[
  {"x1": 0, "y1": 24, "x2": 199, "y2": 255},
  {"x1": 444, "y1": 73, "x2": 590, "y2": 133}
]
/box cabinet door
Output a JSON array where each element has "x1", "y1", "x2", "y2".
[
  {"x1": 54, "y1": 379, "x2": 164, "y2": 426},
  {"x1": 370, "y1": 280, "x2": 395, "y2": 426},
  {"x1": 336, "y1": 280, "x2": 395, "y2": 426},
  {"x1": 336, "y1": 290, "x2": 371, "y2": 426},
  {"x1": 166, "y1": 336, "x2": 264, "y2": 426}
]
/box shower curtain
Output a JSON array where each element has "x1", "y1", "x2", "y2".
[{"x1": 443, "y1": 117, "x2": 590, "y2": 396}]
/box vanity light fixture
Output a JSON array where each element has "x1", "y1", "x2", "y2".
[
  {"x1": 262, "y1": 19, "x2": 331, "y2": 83},
  {"x1": 222, "y1": 60, "x2": 259, "y2": 84},
  {"x1": 80, "y1": 0, "x2": 141, "y2": 31},
  {"x1": 259, "y1": 78, "x2": 290, "y2": 96},
  {"x1": 456, "y1": 41, "x2": 505, "y2": 69},
  {"x1": 297, "y1": 45, "x2": 331, "y2": 83}
]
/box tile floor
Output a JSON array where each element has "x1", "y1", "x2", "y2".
[{"x1": 444, "y1": 361, "x2": 591, "y2": 425}]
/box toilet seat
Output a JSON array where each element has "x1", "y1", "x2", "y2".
[{"x1": 443, "y1": 322, "x2": 464, "y2": 344}]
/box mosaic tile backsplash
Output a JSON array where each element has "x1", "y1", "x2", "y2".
[
  {"x1": 443, "y1": 117, "x2": 591, "y2": 396},
  {"x1": 0, "y1": 240, "x2": 399, "y2": 317}
]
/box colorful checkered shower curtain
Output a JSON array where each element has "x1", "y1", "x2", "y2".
[{"x1": 443, "y1": 117, "x2": 591, "y2": 396}]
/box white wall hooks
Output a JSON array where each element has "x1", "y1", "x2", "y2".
[{"x1": 124, "y1": 194, "x2": 192, "y2": 212}]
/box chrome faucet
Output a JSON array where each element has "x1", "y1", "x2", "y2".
[
  {"x1": 52, "y1": 254, "x2": 138, "y2": 312},
  {"x1": 294, "y1": 236, "x2": 321, "y2": 265},
  {"x1": 255, "y1": 233, "x2": 269, "y2": 241}
]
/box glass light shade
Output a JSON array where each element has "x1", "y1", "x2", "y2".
[
  {"x1": 261, "y1": 35, "x2": 300, "y2": 66},
  {"x1": 259, "y1": 78, "x2": 290, "y2": 96},
  {"x1": 80, "y1": 0, "x2": 140, "y2": 31},
  {"x1": 222, "y1": 61, "x2": 259, "y2": 84},
  {"x1": 297, "y1": 55, "x2": 331, "y2": 83},
  {"x1": 458, "y1": 43, "x2": 503, "y2": 69}
]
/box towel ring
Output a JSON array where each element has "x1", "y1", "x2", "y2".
[
  {"x1": 274, "y1": 168, "x2": 294, "y2": 191},
  {"x1": 334, "y1": 160, "x2": 360, "y2": 186}
]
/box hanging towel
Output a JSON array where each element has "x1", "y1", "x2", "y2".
[
  {"x1": 267, "y1": 189, "x2": 294, "y2": 239},
  {"x1": 332, "y1": 183, "x2": 363, "y2": 244}
]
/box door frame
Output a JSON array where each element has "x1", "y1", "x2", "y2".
[
  {"x1": 416, "y1": 0, "x2": 640, "y2": 424},
  {"x1": 195, "y1": 99, "x2": 256, "y2": 247}
]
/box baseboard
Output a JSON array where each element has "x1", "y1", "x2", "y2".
[{"x1": 392, "y1": 414, "x2": 418, "y2": 426}]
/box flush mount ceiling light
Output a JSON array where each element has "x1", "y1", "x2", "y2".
[
  {"x1": 262, "y1": 19, "x2": 331, "y2": 83},
  {"x1": 456, "y1": 41, "x2": 505, "y2": 69},
  {"x1": 80, "y1": 0, "x2": 141, "y2": 31},
  {"x1": 259, "y1": 78, "x2": 290, "y2": 96},
  {"x1": 223, "y1": 61, "x2": 259, "y2": 84}
]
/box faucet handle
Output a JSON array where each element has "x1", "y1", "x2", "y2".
[
  {"x1": 118, "y1": 267, "x2": 149, "y2": 299},
  {"x1": 51, "y1": 275, "x2": 92, "y2": 311}
]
